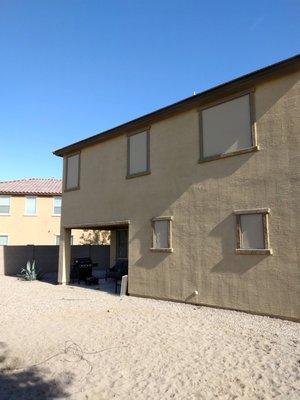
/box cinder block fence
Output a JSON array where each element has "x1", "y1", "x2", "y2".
[{"x1": 0, "y1": 245, "x2": 110, "y2": 276}]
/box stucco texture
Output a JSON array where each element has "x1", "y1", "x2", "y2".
[{"x1": 61, "y1": 70, "x2": 300, "y2": 320}]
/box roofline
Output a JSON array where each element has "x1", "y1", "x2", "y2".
[
  {"x1": 0, "y1": 192, "x2": 62, "y2": 196},
  {"x1": 53, "y1": 54, "x2": 300, "y2": 157}
]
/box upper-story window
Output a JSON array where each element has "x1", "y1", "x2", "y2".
[
  {"x1": 0, "y1": 196, "x2": 10, "y2": 214},
  {"x1": 53, "y1": 197, "x2": 62, "y2": 215},
  {"x1": 25, "y1": 196, "x2": 37, "y2": 215},
  {"x1": 65, "y1": 153, "x2": 80, "y2": 190},
  {"x1": 127, "y1": 130, "x2": 150, "y2": 178},
  {"x1": 199, "y1": 92, "x2": 257, "y2": 162}
]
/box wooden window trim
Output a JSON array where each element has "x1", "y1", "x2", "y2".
[
  {"x1": 150, "y1": 216, "x2": 173, "y2": 253},
  {"x1": 126, "y1": 128, "x2": 151, "y2": 179},
  {"x1": 234, "y1": 208, "x2": 272, "y2": 255},
  {"x1": 198, "y1": 89, "x2": 259, "y2": 163},
  {"x1": 64, "y1": 152, "x2": 81, "y2": 192}
]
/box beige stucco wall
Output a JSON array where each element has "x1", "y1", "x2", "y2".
[
  {"x1": 0, "y1": 196, "x2": 82, "y2": 245},
  {"x1": 61, "y1": 70, "x2": 300, "y2": 320}
]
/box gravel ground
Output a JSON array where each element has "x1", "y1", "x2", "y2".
[{"x1": 0, "y1": 276, "x2": 299, "y2": 400}]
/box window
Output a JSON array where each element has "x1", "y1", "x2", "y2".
[
  {"x1": 127, "y1": 130, "x2": 150, "y2": 178},
  {"x1": 65, "y1": 153, "x2": 80, "y2": 190},
  {"x1": 55, "y1": 235, "x2": 73, "y2": 245},
  {"x1": 0, "y1": 235, "x2": 8, "y2": 245},
  {"x1": 199, "y1": 92, "x2": 257, "y2": 162},
  {"x1": 0, "y1": 196, "x2": 10, "y2": 214},
  {"x1": 151, "y1": 216, "x2": 173, "y2": 252},
  {"x1": 235, "y1": 208, "x2": 272, "y2": 255},
  {"x1": 53, "y1": 197, "x2": 62, "y2": 215},
  {"x1": 25, "y1": 196, "x2": 37, "y2": 215}
]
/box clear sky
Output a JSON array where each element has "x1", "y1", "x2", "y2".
[{"x1": 0, "y1": 0, "x2": 299, "y2": 181}]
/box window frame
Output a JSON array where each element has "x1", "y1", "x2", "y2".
[
  {"x1": 55, "y1": 234, "x2": 73, "y2": 245},
  {"x1": 0, "y1": 196, "x2": 11, "y2": 215},
  {"x1": 127, "y1": 128, "x2": 151, "y2": 179},
  {"x1": 234, "y1": 208, "x2": 272, "y2": 255},
  {"x1": 53, "y1": 196, "x2": 62, "y2": 216},
  {"x1": 150, "y1": 216, "x2": 173, "y2": 253},
  {"x1": 64, "y1": 152, "x2": 81, "y2": 192},
  {"x1": 0, "y1": 234, "x2": 9, "y2": 245},
  {"x1": 198, "y1": 89, "x2": 258, "y2": 163},
  {"x1": 24, "y1": 196, "x2": 37, "y2": 216}
]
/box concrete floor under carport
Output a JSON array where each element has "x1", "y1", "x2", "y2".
[{"x1": 57, "y1": 220, "x2": 130, "y2": 292}]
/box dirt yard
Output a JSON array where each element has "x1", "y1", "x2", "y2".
[{"x1": 0, "y1": 276, "x2": 299, "y2": 399}]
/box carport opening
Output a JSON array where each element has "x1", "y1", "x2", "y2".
[{"x1": 68, "y1": 224, "x2": 129, "y2": 295}]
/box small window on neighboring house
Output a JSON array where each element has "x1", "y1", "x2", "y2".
[
  {"x1": 65, "y1": 153, "x2": 80, "y2": 190},
  {"x1": 199, "y1": 93, "x2": 257, "y2": 162},
  {"x1": 0, "y1": 196, "x2": 10, "y2": 214},
  {"x1": 127, "y1": 130, "x2": 150, "y2": 178},
  {"x1": 55, "y1": 235, "x2": 73, "y2": 245},
  {"x1": 235, "y1": 208, "x2": 272, "y2": 255},
  {"x1": 25, "y1": 196, "x2": 37, "y2": 215},
  {"x1": 151, "y1": 217, "x2": 173, "y2": 252},
  {"x1": 53, "y1": 197, "x2": 62, "y2": 215},
  {"x1": 0, "y1": 235, "x2": 8, "y2": 245}
]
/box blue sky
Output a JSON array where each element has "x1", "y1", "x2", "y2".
[{"x1": 0, "y1": 0, "x2": 299, "y2": 181}]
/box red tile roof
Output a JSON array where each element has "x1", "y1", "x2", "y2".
[{"x1": 0, "y1": 178, "x2": 62, "y2": 196}]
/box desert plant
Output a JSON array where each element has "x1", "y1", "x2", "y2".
[{"x1": 19, "y1": 260, "x2": 42, "y2": 281}]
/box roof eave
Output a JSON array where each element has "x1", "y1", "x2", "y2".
[{"x1": 53, "y1": 54, "x2": 300, "y2": 157}]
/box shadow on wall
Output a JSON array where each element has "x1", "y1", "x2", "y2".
[
  {"x1": 209, "y1": 213, "x2": 268, "y2": 274},
  {"x1": 127, "y1": 74, "x2": 299, "y2": 292},
  {"x1": 0, "y1": 342, "x2": 72, "y2": 400}
]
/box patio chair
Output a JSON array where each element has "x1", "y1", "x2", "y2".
[{"x1": 105, "y1": 260, "x2": 128, "y2": 293}]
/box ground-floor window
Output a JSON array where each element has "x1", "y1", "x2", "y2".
[
  {"x1": 0, "y1": 235, "x2": 8, "y2": 245},
  {"x1": 55, "y1": 235, "x2": 74, "y2": 245},
  {"x1": 151, "y1": 216, "x2": 173, "y2": 252},
  {"x1": 234, "y1": 208, "x2": 272, "y2": 255}
]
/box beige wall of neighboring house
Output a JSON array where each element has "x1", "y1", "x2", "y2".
[
  {"x1": 56, "y1": 56, "x2": 300, "y2": 320},
  {"x1": 0, "y1": 195, "x2": 82, "y2": 245}
]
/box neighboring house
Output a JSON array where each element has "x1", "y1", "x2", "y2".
[
  {"x1": 0, "y1": 178, "x2": 83, "y2": 245},
  {"x1": 54, "y1": 55, "x2": 300, "y2": 320}
]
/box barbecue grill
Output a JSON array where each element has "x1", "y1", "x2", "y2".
[{"x1": 70, "y1": 257, "x2": 95, "y2": 283}]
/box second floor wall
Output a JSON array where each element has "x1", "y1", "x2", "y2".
[{"x1": 61, "y1": 69, "x2": 300, "y2": 228}]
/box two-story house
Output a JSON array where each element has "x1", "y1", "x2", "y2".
[
  {"x1": 0, "y1": 178, "x2": 83, "y2": 245},
  {"x1": 54, "y1": 55, "x2": 300, "y2": 320}
]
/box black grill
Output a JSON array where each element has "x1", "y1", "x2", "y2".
[{"x1": 70, "y1": 257, "x2": 93, "y2": 283}]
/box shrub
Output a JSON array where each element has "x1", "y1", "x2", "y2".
[{"x1": 19, "y1": 260, "x2": 42, "y2": 281}]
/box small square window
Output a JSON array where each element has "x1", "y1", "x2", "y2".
[
  {"x1": 235, "y1": 208, "x2": 272, "y2": 255},
  {"x1": 151, "y1": 216, "x2": 173, "y2": 252},
  {"x1": 0, "y1": 235, "x2": 8, "y2": 245},
  {"x1": 53, "y1": 197, "x2": 62, "y2": 215},
  {"x1": 65, "y1": 153, "x2": 80, "y2": 190},
  {"x1": 127, "y1": 130, "x2": 150, "y2": 178},
  {"x1": 25, "y1": 196, "x2": 37, "y2": 215},
  {"x1": 0, "y1": 196, "x2": 10, "y2": 214}
]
